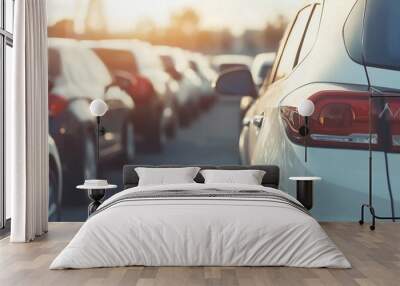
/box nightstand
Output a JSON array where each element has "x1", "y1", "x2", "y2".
[
  {"x1": 77, "y1": 183, "x2": 117, "y2": 216},
  {"x1": 289, "y1": 177, "x2": 321, "y2": 210}
]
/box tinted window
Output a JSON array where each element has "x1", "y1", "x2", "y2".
[
  {"x1": 160, "y1": 55, "x2": 174, "y2": 70},
  {"x1": 274, "y1": 6, "x2": 312, "y2": 81},
  {"x1": 343, "y1": 0, "x2": 365, "y2": 63},
  {"x1": 94, "y1": 48, "x2": 139, "y2": 75},
  {"x1": 259, "y1": 63, "x2": 272, "y2": 80},
  {"x1": 160, "y1": 55, "x2": 182, "y2": 80},
  {"x1": 298, "y1": 4, "x2": 322, "y2": 63},
  {"x1": 220, "y1": 63, "x2": 249, "y2": 72},
  {"x1": 364, "y1": 0, "x2": 400, "y2": 70}
]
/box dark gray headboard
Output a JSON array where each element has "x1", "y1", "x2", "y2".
[{"x1": 123, "y1": 165, "x2": 280, "y2": 189}]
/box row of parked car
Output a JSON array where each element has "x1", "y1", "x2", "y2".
[
  {"x1": 46, "y1": 34, "x2": 286, "y2": 217},
  {"x1": 47, "y1": 38, "x2": 219, "y2": 212}
]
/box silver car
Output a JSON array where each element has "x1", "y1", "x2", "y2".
[{"x1": 216, "y1": 0, "x2": 400, "y2": 221}]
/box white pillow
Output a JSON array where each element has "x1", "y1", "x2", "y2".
[
  {"x1": 135, "y1": 167, "x2": 200, "y2": 186},
  {"x1": 200, "y1": 169, "x2": 266, "y2": 185}
]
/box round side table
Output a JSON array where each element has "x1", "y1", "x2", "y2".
[
  {"x1": 76, "y1": 184, "x2": 117, "y2": 216},
  {"x1": 289, "y1": 177, "x2": 321, "y2": 210}
]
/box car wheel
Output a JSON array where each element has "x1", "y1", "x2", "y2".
[
  {"x1": 49, "y1": 162, "x2": 60, "y2": 221},
  {"x1": 61, "y1": 136, "x2": 96, "y2": 207},
  {"x1": 123, "y1": 120, "x2": 135, "y2": 163}
]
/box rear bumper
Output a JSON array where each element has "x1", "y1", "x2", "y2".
[{"x1": 269, "y1": 135, "x2": 400, "y2": 221}]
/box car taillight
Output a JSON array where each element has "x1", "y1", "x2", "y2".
[
  {"x1": 131, "y1": 76, "x2": 155, "y2": 104},
  {"x1": 383, "y1": 97, "x2": 400, "y2": 153},
  {"x1": 48, "y1": 93, "x2": 68, "y2": 117},
  {"x1": 280, "y1": 90, "x2": 400, "y2": 153}
]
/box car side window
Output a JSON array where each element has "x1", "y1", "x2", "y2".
[
  {"x1": 297, "y1": 4, "x2": 322, "y2": 64},
  {"x1": 273, "y1": 6, "x2": 313, "y2": 82}
]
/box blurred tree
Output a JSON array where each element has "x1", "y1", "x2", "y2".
[
  {"x1": 135, "y1": 18, "x2": 158, "y2": 41},
  {"x1": 264, "y1": 15, "x2": 288, "y2": 51},
  {"x1": 170, "y1": 8, "x2": 200, "y2": 35},
  {"x1": 85, "y1": 0, "x2": 107, "y2": 36},
  {"x1": 48, "y1": 20, "x2": 76, "y2": 38},
  {"x1": 48, "y1": 4, "x2": 288, "y2": 55},
  {"x1": 164, "y1": 8, "x2": 202, "y2": 50},
  {"x1": 219, "y1": 29, "x2": 234, "y2": 53}
]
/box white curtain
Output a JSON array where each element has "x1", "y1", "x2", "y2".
[{"x1": 7, "y1": 0, "x2": 49, "y2": 242}]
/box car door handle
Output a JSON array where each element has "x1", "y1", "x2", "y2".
[
  {"x1": 252, "y1": 114, "x2": 264, "y2": 128},
  {"x1": 242, "y1": 117, "x2": 251, "y2": 127}
]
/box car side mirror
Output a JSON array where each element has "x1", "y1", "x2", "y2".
[{"x1": 214, "y1": 68, "x2": 258, "y2": 98}]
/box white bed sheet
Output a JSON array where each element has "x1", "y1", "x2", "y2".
[{"x1": 50, "y1": 183, "x2": 350, "y2": 269}]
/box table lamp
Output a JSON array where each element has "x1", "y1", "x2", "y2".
[
  {"x1": 90, "y1": 99, "x2": 108, "y2": 170},
  {"x1": 298, "y1": 99, "x2": 315, "y2": 163}
]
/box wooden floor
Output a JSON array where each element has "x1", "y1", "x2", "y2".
[{"x1": 0, "y1": 222, "x2": 399, "y2": 286}]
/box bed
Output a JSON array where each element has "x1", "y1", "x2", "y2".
[{"x1": 50, "y1": 165, "x2": 350, "y2": 269}]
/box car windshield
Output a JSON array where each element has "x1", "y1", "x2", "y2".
[{"x1": 364, "y1": 0, "x2": 400, "y2": 70}]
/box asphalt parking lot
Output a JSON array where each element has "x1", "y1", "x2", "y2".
[{"x1": 60, "y1": 96, "x2": 241, "y2": 221}]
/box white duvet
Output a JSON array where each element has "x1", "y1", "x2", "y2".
[{"x1": 50, "y1": 183, "x2": 350, "y2": 269}]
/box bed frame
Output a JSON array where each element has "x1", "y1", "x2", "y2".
[{"x1": 123, "y1": 165, "x2": 280, "y2": 189}]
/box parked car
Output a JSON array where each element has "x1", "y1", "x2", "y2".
[
  {"x1": 156, "y1": 46, "x2": 203, "y2": 126},
  {"x1": 83, "y1": 40, "x2": 179, "y2": 149},
  {"x1": 187, "y1": 52, "x2": 218, "y2": 110},
  {"x1": 237, "y1": 53, "x2": 277, "y2": 121},
  {"x1": 215, "y1": 0, "x2": 400, "y2": 220},
  {"x1": 48, "y1": 38, "x2": 135, "y2": 205},
  {"x1": 212, "y1": 54, "x2": 253, "y2": 74},
  {"x1": 251, "y1": 52, "x2": 276, "y2": 88},
  {"x1": 49, "y1": 135, "x2": 62, "y2": 221}
]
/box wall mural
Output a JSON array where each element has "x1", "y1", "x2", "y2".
[{"x1": 46, "y1": 0, "x2": 400, "y2": 223}]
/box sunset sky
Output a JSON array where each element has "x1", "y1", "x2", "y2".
[{"x1": 48, "y1": 0, "x2": 305, "y2": 35}]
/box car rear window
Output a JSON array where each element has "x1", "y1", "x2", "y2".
[
  {"x1": 344, "y1": 0, "x2": 400, "y2": 71},
  {"x1": 219, "y1": 63, "x2": 248, "y2": 72},
  {"x1": 93, "y1": 48, "x2": 138, "y2": 75},
  {"x1": 363, "y1": 0, "x2": 400, "y2": 70}
]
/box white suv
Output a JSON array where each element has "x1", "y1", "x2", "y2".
[{"x1": 216, "y1": 0, "x2": 400, "y2": 221}]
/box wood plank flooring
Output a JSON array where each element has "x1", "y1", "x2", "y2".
[{"x1": 0, "y1": 222, "x2": 399, "y2": 286}]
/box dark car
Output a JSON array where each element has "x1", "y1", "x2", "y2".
[
  {"x1": 83, "y1": 40, "x2": 179, "y2": 152},
  {"x1": 48, "y1": 38, "x2": 135, "y2": 205},
  {"x1": 48, "y1": 135, "x2": 62, "y2": 221}
]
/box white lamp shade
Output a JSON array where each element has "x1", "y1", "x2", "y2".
[
  {"x1": 298, "y1": 100, "x2": 315, "y2": 117},
  {"x1": 90, "y1": 99, "x2": 108, "y2": 117}
]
